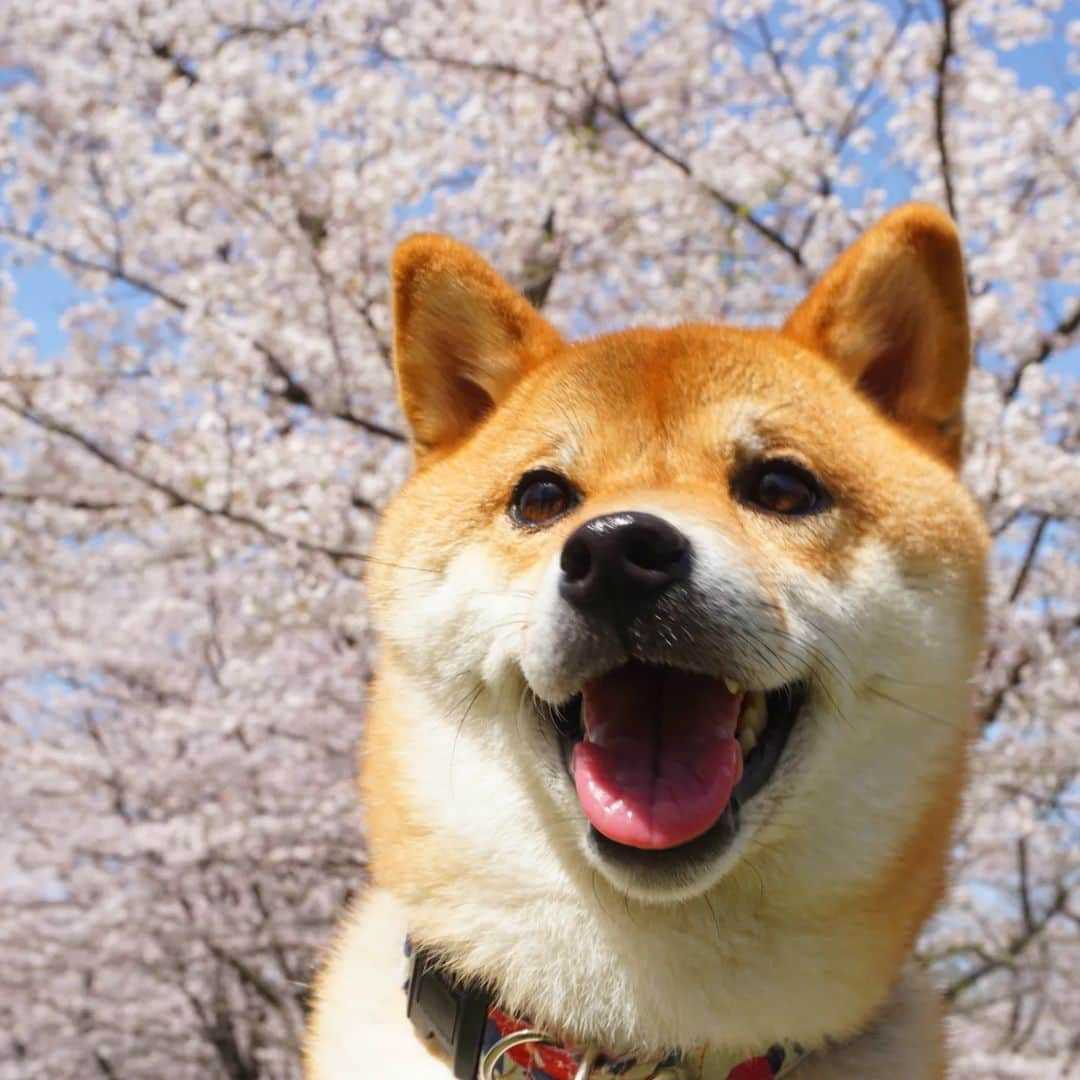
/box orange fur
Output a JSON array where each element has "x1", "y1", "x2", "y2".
[
  {"x1": 392, "y1": 234, "x2": 564, "y2": 457},
  {"x1": 783, "y1": 204, "x2": 971, "y2": 468},
  {"x1": 306, "y1": 205, "x2": 989, "y2": 1079}
]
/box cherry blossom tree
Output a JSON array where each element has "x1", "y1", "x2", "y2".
[{"x1": 0, "y1": 2, "x2": 1075, "y2": 1077}]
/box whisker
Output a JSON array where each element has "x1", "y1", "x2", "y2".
[
  {"x1": 448, "y1": 681, "x2": 485, "y2": 794},
  {"x1": 864, "y1": 685, "x2": 954, "y2": 728},
  {"x1": 739, "y1": 850, "x2": 768, "y2": 911},
  {"x1": 703, "y1": 892, "x2": 723, "y2": 945}
]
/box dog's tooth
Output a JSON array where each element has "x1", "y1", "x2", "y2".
[
  {"x1": 741, "y1": 692, "x2": 767, "y2": 736},
  {"x1": 738, "y1": 726, "x2": 757, "y2": 754},
  {"x1": 724, "y1": 677, "x2": 741, "y2": 695}
]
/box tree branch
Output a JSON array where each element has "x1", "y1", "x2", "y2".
[
  {"x1": 587, "y1": 34, "x2": 808, "y2": 269},
  {"x1": 602, "y1": 107, "x2": 806, "y2": 266},
  {"x1": 754, "y1": 13, "x2": 812, "y2": 139},
  {"x1": 933, "y1": 0, "x2": 960, "y2": 223},
  {"x1": 1003, "y1": 299, "x2": 1080, "y2": 400},
  {"x1": 979, "y1": 651, "x2": 1029, "y2": 729},
  {"x1": 0, "y1": 397, "x2": 380, "y2": 566},
  {"x1": 944, "y1": 877, "x2": 1071, "y2": 1002},
  {"x1": 520, "y1": 209, "x2": 562, "y2": 310},
  {"x1": 377, "y1": 45, "x2": 807, "y2": 268},
  {"x1": 1008, "y1": 513, "x2": 1050, "y2": 604},
  {"x1": 0, "y1": 488, "x2": 132, "y2": 512},
  {"x1": 1017, "y1": 837, "x2": 1035, "y2": 935},
  {"x1": 0, "y1": 226, "x2": 405, "y2": 442}
]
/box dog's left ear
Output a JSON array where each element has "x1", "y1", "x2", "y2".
[
  {"x1": 391, "y1": 234, "x2": 564, "y2": 459},
  {"x1": 783, "y1": 203, "x2": 971, "y2": 468}
]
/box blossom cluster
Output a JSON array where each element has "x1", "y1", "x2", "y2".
[{"x1": 0, "y1": 2, "x2": 1075, "y2": 1076}]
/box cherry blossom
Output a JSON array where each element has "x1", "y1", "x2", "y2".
[{"x1": 0, "y1": 2, "x2": 1075, "y2": 1077}]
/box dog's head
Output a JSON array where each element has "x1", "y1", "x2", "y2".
[{"x1": 362, "y1": 205, "x2": 988, "y2": 1045}]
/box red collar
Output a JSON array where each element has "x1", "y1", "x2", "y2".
[{"x1": 485, "y1": 1003, "x2": 788, "y2": 1079}]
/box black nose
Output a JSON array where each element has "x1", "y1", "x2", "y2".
[{"x1": 559, "y1": 511, "x2": 691, "y2": 621}]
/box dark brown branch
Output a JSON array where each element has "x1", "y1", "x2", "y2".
[
  {"x1": 791, "y1": 1, "x2": 917, "y2": 251},
  {"x1": 0, "y1": 226, "x2": 405, "y2": 442},
  {"x1": 0, "y1": 488, "x2": 131, "y2": 512},
  {"x1": 933, "y1": 0, "x2": 960, "y2": 222},
  {"x1": 376, "y1": 46, "x2": 806, "y2": 268},
  {"x1": 831, "y1": 2, "x2": 917, "y2": 154},
  {"x1": 0, "y1": 397, "x2": 379, "y2": 565},
  {"x1": 0, "y1": 225, "x2": 189, "y2": 309},
  {"x1": 149, "y1": 39, "x2": 198, "y2": 85},
  {"x1": 373, "y1": 44, "x2": 570, "y2": 94},
  {"x1": 204, "y1": 941, "x2": 286, "y2": 1011},
  {"x1": 1017, "y1": 838, "x2": 1036, "y2": 935},
  {"x1": 603, "y1": 101, "x2": 806, "y2": 267},
  {"x1": 754, "y1": 13, "x2": 812, "y2": 138},
  {"x1": 84, "y1": 711, "x2": 132, "y2": 824},
  {"x1": 249, "y1": 881, "x2": 306, "y2": 1012},
  {"x1": 520, "y1": 209, "x2": 562, "y2": 310},
  {"x1": 213, "y1": 18, "x2": 311, "y2": 58},
  {"x1": 93, "y1": 1051, "x2": 120, "y2": 1080},
  {"x1": 944, "y1": 878, "x2": 1071, "y2": 1002},
  {"x1": 980, "y1": 510, "x2": 1056, "y2": 724},
  {"x1": 1004, "y1": 299, "x2": 1080, "y2": 400},
  {"x1": 1008, "y1": 513, "x2": 1050, "y2": 604},
  {"x1": 979, "y1": 590, "x2": 1075, "y2": 729},
  {"x1": 979, "y1": 651, "x2": 1028, "y2": 729},
  {"x1": 253, "y1": 341, "x2": 404, "y2": 441}
]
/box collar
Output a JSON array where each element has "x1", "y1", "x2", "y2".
[{"x1": 404, "y1": 939, "x2": 808, "y2": 1079}]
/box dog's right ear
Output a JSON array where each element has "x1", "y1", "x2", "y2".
[
  {"x1": 782, "y1": 204, "x2": 971, "y2": 469},
  {"x1": 390, "y1": 235, "x2": 564, "y2": 458}
]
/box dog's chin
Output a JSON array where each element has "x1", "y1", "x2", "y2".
[{"x1": 537, "y1": 668, "x2": 808, "y2": 903}]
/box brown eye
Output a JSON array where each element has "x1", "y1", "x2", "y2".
[
  {"x1": 736, "y1": 460, "x2": 830, "y2": 517},
  {"x1": 510, "y1": 470, "x2": 578, "y2": 528}
]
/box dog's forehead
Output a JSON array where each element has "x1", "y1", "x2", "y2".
[
  {"x1": 499, "y1": 323, "x2": 858, "y2": 471},
  {"x1": 555, "y1": 323, "x2": 810, "y2": 401}
]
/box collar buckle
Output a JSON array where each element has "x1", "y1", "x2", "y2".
[{"x1": 405, "y1": 943, "x2": 491, "y2": 1079}]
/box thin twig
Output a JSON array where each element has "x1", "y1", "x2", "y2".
[{"x1": 933, "y1": 0, "x2": 960, "y2": 222}]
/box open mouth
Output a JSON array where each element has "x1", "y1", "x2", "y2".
[{"x1": 548, "y1": 662, "x2": 805, "y2": 858}]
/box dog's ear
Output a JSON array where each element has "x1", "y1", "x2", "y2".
[
  {"x1": 390, "y1": 234, "x2": 564, "y2": 458},
  {"x1": 783, "y1": 204, "x2": 971, "y2": 468}
]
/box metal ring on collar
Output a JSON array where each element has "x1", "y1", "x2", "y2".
[
  {"x1": 573, "y1": 1044, "x2": 600, "y2": 1080},
  {"x1": 477, "y1": 1030, "x2": 599, "y2": 1080},
  {"x1": 478, "y1": 1029, "x2": 555, "y2": 1080}
]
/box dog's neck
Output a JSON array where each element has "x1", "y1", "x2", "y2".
[
  {"x1": 395, "y1": 836, "x2": 879, "y2": 1062},
  {"x1": 404, "y1": 937, "x2": 810, "y2": 1080}
]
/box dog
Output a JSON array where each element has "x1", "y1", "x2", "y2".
[{"x1": 305, "y1": 204, "x2": 988, "y2": 1079}]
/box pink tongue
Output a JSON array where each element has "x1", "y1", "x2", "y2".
[{"x1": 571, "y1": 664, "x2": 743, "y2": 850}]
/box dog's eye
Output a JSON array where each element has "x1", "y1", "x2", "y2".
[
  {"x1": 510, "y1": 470, "x2": 578, "y2": 527},
  {"x1": 736, "y1": 460, "x2": 830, "y2": 517}
]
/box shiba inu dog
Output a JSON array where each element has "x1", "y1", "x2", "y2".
[{"x1": 305, "y1": 204, "x2": 988, "y2": 1079}]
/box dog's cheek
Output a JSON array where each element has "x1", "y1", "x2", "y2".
[
  {"x1": 381, "y1": 542, "x2": 532, "y2": 689},
  {"x1": 782, "y1": 538, "x2": 977, "y2": 704},
  {"x1": 759, "y1": 541, "x2": 977, "y2": 880}
]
